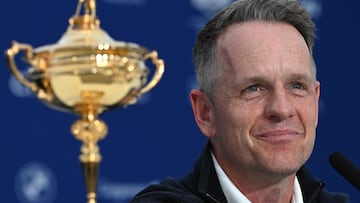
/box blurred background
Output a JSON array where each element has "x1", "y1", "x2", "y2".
[{"x1": 1, "y1": 0, "x2": 359, "y2": 202}]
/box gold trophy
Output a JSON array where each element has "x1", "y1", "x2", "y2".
[{"x1": 5, "y1": 0, "x2": 164, "y2": 202}]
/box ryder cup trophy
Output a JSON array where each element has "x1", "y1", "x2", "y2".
[{"x1": 5, "y1": 0, "x2": 164, "y2": 202}]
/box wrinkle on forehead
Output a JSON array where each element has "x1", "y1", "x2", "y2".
[{"x1": 215, "y1": 21, "x2": 313, "y2": 80}]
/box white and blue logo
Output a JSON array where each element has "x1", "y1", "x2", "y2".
[
  {"x1": 97, "y1": 178, "x2": 158, "y2": 202},
  {"x1": 300, "y1": 0, "x2": 322, "y2": 19},
  {"x1": 14, "y1": 162, "x2": 57, "y2": 203},
  {"x1": 8, "y1": 75, "x2": 32, "y2": 98},
  {"x1": 188, "y1": 0, "x2": 322, "y2": 32},
  {"x1": 189, "y1": 0, "x2": 232, "y2": 32}
]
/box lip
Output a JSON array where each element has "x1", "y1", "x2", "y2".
[{"x1": 254, "y1": 129, "x2": 302, "y2": 143}]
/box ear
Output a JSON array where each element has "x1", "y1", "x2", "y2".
[
  {"x1": 189, "y1": 89, "x2": 216, "y2": 138},
  {"x1": 314, "y1": 81, "x2": 321, "y2": 127}
]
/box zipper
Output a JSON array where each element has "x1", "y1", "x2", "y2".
[
  {"x1": 306, "y1": 182, "x2": 325, "y2": 203},
  {"x1": 205, "y1": 193, "x2": 222, "y2": 203}
]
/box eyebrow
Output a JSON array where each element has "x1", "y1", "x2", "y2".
[
  {"x1": 235, "y1": 73, "x2": 315, "y2": 88},
  {"x1": 235, "y1": 76, "x2": 269, "y2": 89},
  {"x1": 287, "y1": 73, "x2": 316, "y2": 84}
]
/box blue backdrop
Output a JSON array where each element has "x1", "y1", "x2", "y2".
[{"x1": 1, "y1": 0, "x2": 359, "y2": 202}]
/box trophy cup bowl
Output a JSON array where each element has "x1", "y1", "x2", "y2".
[{"x1": 5, "y1": 0, "x2": 164, "y2": 202}]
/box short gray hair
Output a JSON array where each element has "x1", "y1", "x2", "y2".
[{"x1": 192, "y1": 0, "x2": 316, "y2": 99}]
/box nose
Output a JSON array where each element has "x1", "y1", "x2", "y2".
[{"x1": 264, "y1": 88, "x2": 295, "y2": 122}]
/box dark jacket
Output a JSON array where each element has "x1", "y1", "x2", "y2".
[{"x1": 130, "y1": 142, "x2": 349, "y2": 203}]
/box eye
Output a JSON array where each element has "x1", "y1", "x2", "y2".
[
  {"x1": 291, "y1": 82, "x2": 306, "y2": 90},
  {"x1": 245, "y1": 84, "x2": 261, "y2": 92},
  {"x1": 290, "y1": 82, "x2": 309, "y2": 96},
  {"x1": 240, "y1": 84, "x2": 267, "y2": 99}
]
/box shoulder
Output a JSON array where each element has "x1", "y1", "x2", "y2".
[
  {"x1": 318, "y1": 190, "x2": 349, "y2": 203},
  {"x1": 297, "y1": 166, "x2": 349, "y2": 203},
  {"x1": 129, "y1": 177, "x2": 203, "y2": 203},
  {"x1": 130, "y1": 142, "x2": 220, "y2": 203}
]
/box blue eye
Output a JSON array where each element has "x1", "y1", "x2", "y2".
[
  {"x1": 240, "y1": 84, "x2": 267, "y2": 100},
  {"x1": 246, "y1": 85, "x2": 260, "y2": 92},
  {"x1": 291, "y1": 83, "x2": 305, "y2": 90}
]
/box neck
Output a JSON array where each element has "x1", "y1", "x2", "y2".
[{"x1": 232, "y1": 171, "x2": 296, "y2": 203}]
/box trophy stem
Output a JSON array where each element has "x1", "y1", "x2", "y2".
[
  {"x1": 71, "y1": 102, "x2": 108, "y2": 203},
  {"x1": 81, "y1": 161, "x2": 99, "y2": 203}
]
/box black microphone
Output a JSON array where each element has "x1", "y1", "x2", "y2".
[{"x1": 329, "y1": 151, "x2": 360, "y2": 191}]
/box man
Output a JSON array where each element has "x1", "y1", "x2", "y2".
[{"x1": 130, "y1": 0, "x2": 349, "y2": 202}]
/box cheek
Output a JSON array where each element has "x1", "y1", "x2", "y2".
[
  {"x1": 213, "y1": 95, "x2": 264, "y2": 145},
  {"x1": 293, "y1": 98, "x2": 318, "y2": 144},
  {"x1": 229, "y1": 107, "x2": 262, "y2": 147},
  {"x1": 289, "y1": 90, "x2": 318, "y2": 117},
  {"x1": 214, "y1": 102, "x2": 254, "y2": 137},
  {"x1": 301, "y1": 98, "x2": 319, "y2": 127}
]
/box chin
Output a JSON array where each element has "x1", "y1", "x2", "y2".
[{"x1": 259, "y1": 152, "x2": 308, "y2": 176}]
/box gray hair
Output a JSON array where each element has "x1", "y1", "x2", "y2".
[{"x1": 192, "y1": 0, "x2": 316, "y2": 99}]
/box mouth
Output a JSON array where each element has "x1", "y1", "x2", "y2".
[{"x1": 254, "y1": 129, "x2": 302, "y2": 144}]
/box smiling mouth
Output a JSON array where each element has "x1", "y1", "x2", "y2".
[{"x1": 255, "y1": 130, "x2": 302, "y2": 143}]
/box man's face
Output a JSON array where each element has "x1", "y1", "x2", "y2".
[{"x1": 192, "y1": 21, "x2": 320, "y2": 179}]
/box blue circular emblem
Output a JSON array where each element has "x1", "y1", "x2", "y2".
[{"x1": 14, "y1": 162, "x2": 57, "y2": 203}]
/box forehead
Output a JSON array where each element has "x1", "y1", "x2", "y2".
[
  {"x1": 217, "y1": 21, "x2": 309, "y2": 52},
  {"x1": 216, "y1": 21, "x2": 313, "y2": 78}
]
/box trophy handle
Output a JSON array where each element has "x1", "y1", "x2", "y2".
[
  {"x1": 140, "y1": 51, "x2": 165, "y2": 94},
  {"x1": 5, "y1": 41, "x2": 38, "y2": 92}
]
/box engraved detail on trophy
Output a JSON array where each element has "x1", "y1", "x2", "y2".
[{"x1": 5, "y1": 0, "x2": 164, "y2": 202}]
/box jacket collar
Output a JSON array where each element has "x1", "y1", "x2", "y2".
[
  {"x1": 196, "y1": 142, "x2": 227, "y2": 203},
  {"x1": 195, "y1": 141, "x2": 324, "y2": 203},
  {"x1": 296, "y1": 166, "x2": 325, "y2": 203}
]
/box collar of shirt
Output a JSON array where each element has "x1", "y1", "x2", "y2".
[{"x1": 211, "y1": 152, "x2": 304, "y2": 203}]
